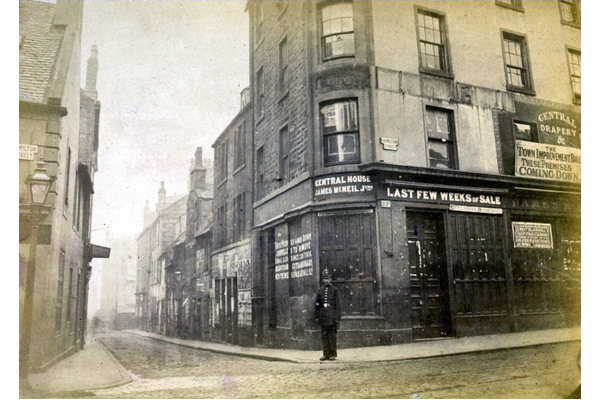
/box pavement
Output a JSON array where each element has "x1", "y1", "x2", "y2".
[{"x1": 23, "y1": 326, "x2": 581, "y2": 397}]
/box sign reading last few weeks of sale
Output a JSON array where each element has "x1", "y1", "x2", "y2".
[
  {"x1": 385, "y1": 186, "x2": 503, "y2": 207},
  {"x1": 515, "y1": 140, "x2": 581, "y2": 183}
]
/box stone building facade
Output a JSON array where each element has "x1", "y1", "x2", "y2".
[{"x1": 246, "y1": 0, "x2": 581, "y2": 349}]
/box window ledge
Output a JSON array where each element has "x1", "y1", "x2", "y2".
[
  {"x1": 255, "y1": 113, "x2": 265, "y2": 126},
  {"x1": 560, "y1": 20, "x2": 581, "y2": 29},
  {"x1": 278, "y1": 90, "x2": 290, "y2": 103},
  {"x1": 217, "y1": 177, "x2": 228, "y2": 189},
  {"x1": 419, "y1": 66, "x2": 454, "y2": 80},
  {"x1": 254, "y1": 38, "x2": 265, "y2": 51},
  {"x1": 495, "y1": 2, "x2": 524, "y2": 12},
  {"x1": 506, "y1": 85, "x2": 536, "y2": 96},
  {"x1": 233, "y1": 164, "x2": 246, "y2": 176},
  {"x1": 322, "y1": 54, "x2": 355, "y2": 63}
]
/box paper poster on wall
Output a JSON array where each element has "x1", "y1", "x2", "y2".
[{"x1": 512, "y1": 222, "x2": 553, "y2": 249}]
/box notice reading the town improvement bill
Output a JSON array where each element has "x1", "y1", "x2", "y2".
[
  {"x1": 515, "y1": 140, "x2": 581, "y2": 183},
  {"x1": 512, "y1": 222, "x2": 553, "y2": 249}
]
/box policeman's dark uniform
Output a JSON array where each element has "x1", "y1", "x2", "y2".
[{"x1": 315, "y1": 271, "x2": 343, "y2": 361}]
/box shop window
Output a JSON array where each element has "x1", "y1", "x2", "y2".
[
  {"x1": 321, "y1": 1, "x2": 355, "y2": 61},
  {"x1": 501, "y1": 31, "x2": 535, "y2": 95},
  {"x1": 279, "y1": 125, "x2": 290, "y2": 186},
  {"x1": 567, "y1": 48, "x2": 581, "y2": 104},
  {"x1": 425, "y1": 107, "x2": 456, "y2": 169},
  {"x1": 495, "y1": 0, "x2": 524, "y2": 12},
  {"x1": 321, "y1": 99, "x2": 360, "y2": 166},
  {"x1": 558, "y1": 1, "x2": 580, "y2": 27},
  {"x1": 318, "y1": 210, "x2": 378, "y2": 316},
  {"x1": 416, "y1": 9, "x2": 452, "y2": 77},
  {"x1": 513, "y1": 121, "x2": 538, "y2": 142}
]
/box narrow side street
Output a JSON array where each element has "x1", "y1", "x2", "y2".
[{"x1": 70, "y1": 331, "x2": 581, "y2": 399}]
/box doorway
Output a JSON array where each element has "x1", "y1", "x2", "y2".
[{"x1": 406, "y1": 211, "x2": 451, "y2": 339}]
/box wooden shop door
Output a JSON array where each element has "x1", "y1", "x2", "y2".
[{"x1": 407, "y1": 212, "x2": 451, "y2": 339}]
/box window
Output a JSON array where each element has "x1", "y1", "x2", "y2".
[
  {"x1": 55, "y1": 250, "x2": 65, "y2": 334},
  {"x1": 234, "y1": 122, "x2": 246, "y2": 170},
  {"x1": 279, "y1": 126, "x2": 290, "y2": 186},
  {"x1": 255, "y1": 2, "x2": 264, "y2": 45},
  {"x1": 217, "y1": 204, "x2": 228, "y2": 248},
  {"x1": 321, "y1": 2, "x2": 355, "y2": 60},
  {"x1": 567, "y1": 49, "x2": 581, "y2": 104},
  {"x1": 321, "y1": 99, "x2": 360, "y2": 166},
  {"x1": 64, "y1": 147, "x2": 71, "y2": 208},
  {"x1": 66, "y1": 266, "x2": 74, "y2": 327},
  {"x1": 513, "y1": 121, "x2": 538, "y2": 142},
  {"x1": 495, "y1": 0, "x2": 524, "y2": 12},
  {"x1": 73, "y1": 171, "x2": 79, "y2": 229},
  {"x1": 502, "y1": 32, "x2": 534, "y2": 94},
  {"x1": 416, "y1": 9, "x2": 451, "y2": 76},
  {"x1": 217, "y1": 140, "x2": 228, "y2": 183},
  {"x1": 233, "y1": 192, "x2": 246, "y2": 243},
  {"x1": 256, "y1": 67, "x2": 265, "y2": 119},
  {"x1": 257, "y1": 146, "x2": 264, "y2": 199},
  {"x1": 425, "y1": 107, "x2": 456, "y2": 169},
  {"x1": 279, "y1": 36, "x2": 289, "y2": 95},
  {"x1": 558, "y1": 1, "x2": 580, "y2": 27}
]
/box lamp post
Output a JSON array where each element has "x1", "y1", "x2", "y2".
[{"x1": 20, "y1": 163, "x2": 53, "y2": 391}]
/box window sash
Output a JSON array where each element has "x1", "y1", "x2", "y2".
[
  {"x1": 426, "y1": 108, "x2": 455, "y2": 169},
  {"x1": 568, "y1": 50, "x2": 581, "y2": 96},
  {"x1": 279, "y1": 38, "x2": 289, "y2": 93},
  {"x1": 321, "y1": 2, "x2": 355, "y2": 59},
  {"x1": 559, "y1": 1, "x2": 578, "y2": 24},
  {"x1": 514, "y1": 121, "x2": 537, "y2": 141},
  {"x1": 417, "y1": 11, "x2": 447, "y2": 71},
  {"x1": 324, "y1": 133, "x2": 360, "y2": 165},
  {"x1": 502, "y1": 34, "x2": 531, "y2": 89}
]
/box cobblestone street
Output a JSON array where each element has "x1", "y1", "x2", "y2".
[{"x1": 75, "y1": 331, "x2": 581, "y2": 399}]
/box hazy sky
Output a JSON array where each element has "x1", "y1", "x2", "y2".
[{"x1": 81, "y1": 0, "x2": 249, "y2": 241}]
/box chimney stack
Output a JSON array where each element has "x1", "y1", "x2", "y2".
[
  {"x1": 189, "y1": 147, "x2": 207, "y2": 191},
  {"x1": 85, "y1": 45, "x2": 99, "y2": 101},
  {"x1": 157, "y1": 181, "x2": 166, "y2": 212}
]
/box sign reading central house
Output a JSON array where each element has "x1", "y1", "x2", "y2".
[{"x1": 314, "y1": 174, "x2": 373, "y2": 197}]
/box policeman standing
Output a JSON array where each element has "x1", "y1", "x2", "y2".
[{"x1": 315, "y1": 269, "x2": 343, "y2": 361}]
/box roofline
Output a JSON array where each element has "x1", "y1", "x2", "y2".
[{"x1": 212, "y1": 102, "x2": 252, "y2": 148}]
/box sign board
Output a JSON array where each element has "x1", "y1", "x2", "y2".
[
  {"x1": 314, "y1": 174, "x2": 374, "y2": 198},
  {"x1": 514, "y1": 102, "x2": 581, "y2": 148},
  {"x1": 515, "y1": 140, "x2": 581, "y2": 183},
  {"x1": 512, "y1": 222, "x2": 553, "y2": 249},
  {"x1": 449, "y1": 204, "x2": 503, "y2": 215},
  {"x1": 19, "y1": 144, "x2": 38, "y2": 160},
  {"x1": 386, "y1": 186, "x2": 503, "y2": 207},
  {"x1": 380, "y1": 138, "x2": 399, "y2": 151},
  {"x1": 90, "y1": 244, "x2": 111, "y2": 259}
]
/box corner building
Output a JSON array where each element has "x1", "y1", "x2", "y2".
[{"x1": 247, "y1": 0, "x2": 580, "y2": 349}]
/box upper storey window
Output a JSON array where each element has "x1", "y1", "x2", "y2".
[
  {"x1": 255, "y1": 2, "x2": 264, "y2": 46},
  {"x1": 321, "y1": 2, "x2": 355, "y2": 61},
  {"x1": 501, "y1": 31, "x2": 535, "y2": 95},
  {"x1": 495, "y1": 1, "x2": 524, "y2": 12},
  {"x1": 416, "y1": 9, "x2": 452, "y2": 78},
  {"x1": 558, "y1": 1, "x2": 580, "y2": 28},
  {"x1": 321, "y1": 99, "x2": 360, "y2": 166},
  {"x1": 567, "y1": 49, "x2": 581, "y2": 104}
]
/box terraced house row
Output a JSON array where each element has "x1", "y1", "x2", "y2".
[{"x1": 136, "y1": 0, "x2": 581, "y2": 351}]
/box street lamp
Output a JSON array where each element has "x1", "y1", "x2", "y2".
[{"x1": 20, "y1": 163, "x2": 53, "y2": 392}]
